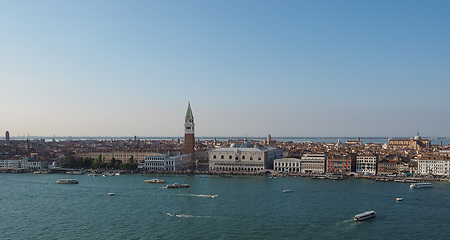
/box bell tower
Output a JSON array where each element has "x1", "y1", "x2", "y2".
[{"x1": 184, "y1": 101, "x2": 195, "y2": 167}]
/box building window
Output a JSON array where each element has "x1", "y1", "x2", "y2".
[
  {"x1": 258, "y1": 157, "x2": 261, "y2": 160},
  {"x1": 250, "y1": 157, "x2": 253, "y2": 160},
  {"x1": 242, "y1": 155, "x2": 245, "y2": 160},
  {"x1": 229, "y1": 155, "x2": 232, "y2": 159},
  {"x1": 213, "y1": 155, "x2": 216, "y2": 159},
  {"x1": 221, "y1": 155, "x2": 224, "y2": 159}
]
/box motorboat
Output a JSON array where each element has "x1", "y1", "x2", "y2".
[
  {"x1": 207, "y1": 194, "x2": 218, "y2": 198},
  {"x1": 56, "y1": 179, "x2": 78, "y2": 184},
  {"x1": 396, "y1": 198, "x2": 403, "y2": 201},
  {"x1": 410, "y1": 183, "x2": 433, "y2": 189},
  {"x1": 166, "y1": 183, "x2": 190, "y2": 188},
  {"x1": 354, "y1": 211, "x2": 376, "y2": 221},
  {"x1": 283, "y1": 189, "x2": 293, "y2": 193},
  {"x1": 108, "y1": 193, "x2": 115, "y2": 196},
  {"x1": 144, "y1": 179, "x2": 165, "y2": 183}
]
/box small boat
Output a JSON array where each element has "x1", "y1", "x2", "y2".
[
  {"x1": 34, "y1": 170, "x2": 48, "y2": 174},
  {"x1": 396, "y1": 198, "x2": 403, "y2": 201},
  {"x1": 108, "y1": 193, "x2": 115, "y2": 196},
  {"x1": 283, "y1": 189, "x2": 293, "y2": 193},
  {"x1": 56, "y1": 179, "x2": 78, "y2": 184},
  {"x1": 410, "y1": 183, "x2": 433, "y2": 189},
  {"x1": 166, "y1": 183, "x2": 190, "y2": 188},
  {"x1": 144, "y1": 179, "x2": 165, "y2": 183},
  {"x1": 115, "y1": 172, "x2": 121, "y2": 176},
  {"x1": 207, "y1": 194, "x2": 218, "y2": 198},
  {"x1": 66, "y1": 171, "x2": 83, "y2": 175},
  {"x1": 354, "y1": 211, "x2": 376, "y2": 221}
]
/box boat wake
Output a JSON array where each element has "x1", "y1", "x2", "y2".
[
  {"x1": 167, "y1": 213, "x2": 211, "y2": 218},
  {"x1": 189, "y1": 194, "x2": 218, "y2": 198}
]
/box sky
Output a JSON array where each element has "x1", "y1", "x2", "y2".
[{"x1": 1, "y1": 0, "x2": 449, "y2": 138}]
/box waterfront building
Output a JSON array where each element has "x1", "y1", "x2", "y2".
[
  {"x1": 144, "y1": 153, "x2": 191, "y2": 171},
  {"x1": 77, "y1": 151, "x2": 152, "y2": 164},
  {"x1": 0, "y1": 159, "x2": 21, "y2": 169},
  {"x1": 377, "y1": 159, "x2": 399, "y2": 175},
  {"x1": 327, "y1": 154, "x2": 355, "y2": 173},
  {"x1": 274, "y1": 158, "x2": 301, "y2": 173},
  {"x1": 356, "y1": 155, "x2": 378, "y2": 175},
  {"x1": 417, "y1": 156, "x2": 450, "y2": 176},
  {"x1": 184, "y1": 101, "x2": 195, "y2": 168},
  {"x1": 209, "y1": 140, "x2": 282, "y2": 173},
  {"x1": 300, "y1": 153, "x2": 327, "y2": 174},
  {"x1": 388, "y1": 132, "x2": 431, "y2": 150},
  {"x1": 0, "y1": 157, "x2": 29, "y2": 170}
]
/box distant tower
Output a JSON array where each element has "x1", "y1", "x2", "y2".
[
  {"x1": 5, "y1": 131, "x2": 10, "y2": 145},
  {"x1": 184, "y1": 101, "x2": 195, "y2": 167},
  {"x1": 267, "y1": 134, "x2": 271, "y2": 143}
]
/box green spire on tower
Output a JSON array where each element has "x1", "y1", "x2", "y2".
[{"x1": 185, "y1": 101, "x2": 194, "y2": 119}]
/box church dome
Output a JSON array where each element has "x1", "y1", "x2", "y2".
[{"x1": 240, "y1": 141, "x2": 251, "y2": 148}]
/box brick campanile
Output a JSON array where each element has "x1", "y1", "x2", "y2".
[{"x1": 184, "y1": 101, "x2": 195, "y2": 167}]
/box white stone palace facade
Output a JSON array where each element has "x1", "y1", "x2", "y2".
[
  {"x1": 144, "y1": 153, "x2": 191, "y2": 171},
  {"x1": 417, "y1": 157, "x2": 450, "y2": 176},
  {"x1": 209, "y1": 141, "x2": 282, "y2": 173}
]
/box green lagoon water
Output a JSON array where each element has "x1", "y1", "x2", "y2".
[{"x1": 1, "y1": 173, "x2": 449, "y2": 239}]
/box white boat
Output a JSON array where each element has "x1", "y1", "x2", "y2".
[
  {"x1": 410, "y1": 183, "x2": 433, "y2": 189},
  {"x1": 144, "y1": 179, "x2": 165, "y2": 183},
  {"x1": 56, "y1": 179, "x2": 78, "y2": 184},
  {"x1": 207, "y1": 194, "x2": 218, "y2": 198},
  {"x1": 166, "y1": 183, "x2": 190, "y2": 188},
  {"x1": 108, "y1": 193, "x2": 115, "y2": 196},
  {"x1": 354, "y1": 211, "x2": 376, "y2": 221},
  {"x1": 66, "y1": 171, "x2": 83, "y2": 175},
  {"x1": 283, "y1": 189, "x2": 293, "y2": 193},
  {"x1": 396, "y1": 198, "x2": 403, "y2": 201}
]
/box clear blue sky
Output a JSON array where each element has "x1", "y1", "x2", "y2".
[{"x1": 1, "y1": 0, "x2": 449, "y2": 138}]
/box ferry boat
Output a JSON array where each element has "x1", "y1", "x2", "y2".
[
  {"x1": 410, "y1": 183, "x2": 433, "y2": 189},
  {"x1": 166, "y1": 183, "x2": 190, "y2": 188},
  {"x1": 56, "y1": 179, "x2": 78, "y2": 184},
  {"x1": 144, "y1": 179, "x2": 165, "y2": 183},
  {"x1": 354, "y1": 211, "x2": 376, "y2": 221}
]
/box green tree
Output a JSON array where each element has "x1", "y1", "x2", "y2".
[
  {"x1": 91, "y1": 155, "x2": 106, "y2": 169},
  {"x1": 82, "y1": 158, "x2": 93, "y2": 168},
  {"x1": 107, "y1": 158, "x2": 117, "y2": 169}
]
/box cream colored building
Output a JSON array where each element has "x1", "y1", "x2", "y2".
[
  {"x1": 77, "y1": 151, "x2": 152, "y2": 164},
  {"x1": 209, "y1": 141, "x2": 282, "y2": 173},
  {"x1": 274, "y1": 158, "x2": 301, "y2": 173},
  {"x1": 388, "y1": 133, "x2": 431, "y2": 150},
  {"x1": 300, "y1": 154, "x2": 327, "y2": 174},
  {"x1": 417, "y1": 158, "x2": 450, "y2": 176},
  {"x1": 144, "y1": 153, "x2": 191, "y2": 171}
]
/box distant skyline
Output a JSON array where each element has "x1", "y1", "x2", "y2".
[{"x1": 1, "y1": 1, "x2": 449, "y2": 137}]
